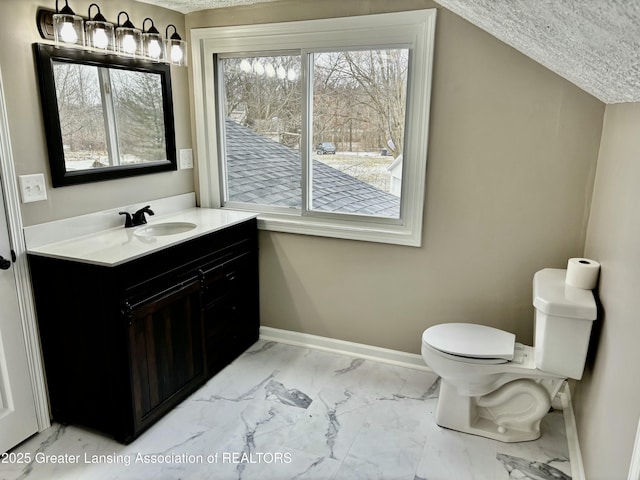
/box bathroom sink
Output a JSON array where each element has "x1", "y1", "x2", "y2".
[{"x1": 134, "y1": 222, "x2": 197, "y2": 237}]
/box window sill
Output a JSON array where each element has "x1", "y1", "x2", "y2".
[{"x1": 245, "y1": 210, "x2": 421, "y2": 247}]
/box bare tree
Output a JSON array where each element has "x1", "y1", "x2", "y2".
[
  {"x1": 111, "y1": 69, "x2": 166, "y2": 162},
  {"x1": 223, "y1": 55, "x2": 302, "y2": 147},
  {"x1": 314, "y1": 49, "x2": 408, "y2": 155},
  {"x1": 221, "y1": 49, "x2": 408, "y2": 155},
  {"x1": 53, "y1": 63, "x2": 107, "y2": 155}
]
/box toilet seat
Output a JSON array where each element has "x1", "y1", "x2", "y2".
[
  {"x1": 422, "y1": 323, "x2": 515, "y2": 364},
  {"x1": 423, "y1": 344, "x2": 510, "y2": 365}
]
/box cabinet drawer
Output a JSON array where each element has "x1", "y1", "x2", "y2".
[
  {"x1": 123, "y1": 238, "x2": 252, "y2": 300},
  {"x1": 120, "y1": 220, "x2": 256, "y2": 293},
  {"x1": 200, "y1": 251, "x2": 254, "y2": 307}
]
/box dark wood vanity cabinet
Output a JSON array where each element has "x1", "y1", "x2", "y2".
[{"x1": 28, "y1": 219, "x2": 258, "y2": 443}]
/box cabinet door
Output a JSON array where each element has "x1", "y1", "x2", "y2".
[
  {"x1": 201, "y1": 252, "x2": 259, "y2": 375},
  {"x1": 125, "y1": 279, "x2": 204, "y2": 434}
]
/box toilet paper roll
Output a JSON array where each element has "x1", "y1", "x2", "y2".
[{"x1": 565, "y1": 258, "x2": 600, "y2": 289}]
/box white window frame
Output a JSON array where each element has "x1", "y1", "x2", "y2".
[
  {"x1": 191, "y1": 10, "x2": 436, "y2": 246},
  {"x1": 97, "y1": 68, "x2": 121, "y2": 166}
]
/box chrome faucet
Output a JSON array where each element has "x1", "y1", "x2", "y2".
[{"x1": 119, "y1": 205, "x2": 155, "y2": 228}]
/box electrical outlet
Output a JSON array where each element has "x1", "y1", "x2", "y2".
[
  {"x1": 179, "y1": 148, "x2": 193, "y2": 169},
  {"x1": 19, "y1": 173, "x2": 48, "y2": 203}
]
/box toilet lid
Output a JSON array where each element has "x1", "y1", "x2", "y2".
[{"x1": 422, "y1": 323, "x2": 515, "y2": 361}]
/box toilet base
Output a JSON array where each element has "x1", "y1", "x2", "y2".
[{"x1": 436, "y1": 378, "x2": 560, "y2": 442}]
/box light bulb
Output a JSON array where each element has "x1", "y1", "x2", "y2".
[
  {"x1": 122, "y1": 34, "x2": 136, "y2": 54},
  {"x1": 148, "y1": 39, "x2": 162, "y2": 59},
  {"x1": 265, "y1": 63, "x2": 276, "y2": 78},
  {"x1": 253, "y1": 61, "x2": 264, "y2": 75},
  {"x1": 287, "y1": 68, "x2": 297, "y2": 81},
  {"x1": 93, "y1": 28, "x2": 109, "y2": 49},
  {"x1": 60, "y1": 22, "x2": 78, "y2": 43},
  {"x1": 240, "y1": 59, "x2": 251, "y2": 73},
  {"x1": 171, "y1": 44, "x2": 183, "y2": 63},
  {"x1": 276, "y1": 66, "x2": 286, "y2": 80}
]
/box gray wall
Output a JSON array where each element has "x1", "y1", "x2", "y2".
[
  {"x1": 574, "y1": 102, "x2": 640, "y2": 479},
  {"x1": 0, "y1": 0, "x2": 194, "y2": 226},
  {"x1": 188, "y1": 0, "x2": 605, "y2": 352}
]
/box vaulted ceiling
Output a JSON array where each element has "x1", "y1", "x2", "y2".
[
  {"x1": 136, "y1": 0, "x2": 640, "y2": 104},
  {"x1": 434, "y1": 0, "x2": 640, "y2": 104}
]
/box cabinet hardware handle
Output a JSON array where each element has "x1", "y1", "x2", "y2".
[
  {"x1": 121, "y1": 301, "x2": 133, "y2": 326},
  {"x1": 198, "y1": 269, "x2": 207, "y2": 291},
  {"x1": 126, "y1": 277, "x2": 199, "y2": 311}
]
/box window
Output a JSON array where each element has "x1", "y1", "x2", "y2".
[
  {"x1": 309, "y1": 49, "x2": 407, "y2": 219},
  {"x1": 220, "y1": 54, "x2": 302, "y2": 209},
  {"x1": 192, "y1": 11, "x2": 436, "y2": 246}
]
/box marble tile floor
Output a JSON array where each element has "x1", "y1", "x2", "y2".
[{"x1": 1, "y1": 340, "x2": 573, "y2": 480}]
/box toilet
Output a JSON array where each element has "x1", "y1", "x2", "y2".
[{"x1": 421, "y1": 268, "x2": 597, "y2": 442}]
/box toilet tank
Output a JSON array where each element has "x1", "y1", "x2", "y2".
[{"x1": 533, "y1": 268, "x2": 597, "y2": 380}]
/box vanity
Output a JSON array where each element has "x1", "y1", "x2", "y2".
[{"x1": 26, "y1": 202, "x2": 259, "y2": 443}]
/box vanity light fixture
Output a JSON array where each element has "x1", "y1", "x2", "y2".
[
  {"x1": 37, "y1": 3, "x2": 188, "y2": 67},
  {"x1": 142, "y1": 18, "x2": 164, "y2": 62},
  {"x1": 165, "y1": 24, "x2": 187, "y2": 67},
  {"x1": 53, "y1": 0, "x2": 84, "y2": 48},
  {"x1": 115, "y1": 11, "x2": 142, "y2": 57},
  {"x1": 85, "y1": 3, "x2": 114, "y2": 53}
]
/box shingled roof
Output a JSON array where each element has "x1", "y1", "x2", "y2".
[{"x1": 225, "y1": 119, "x2": 400, "y2": 217}]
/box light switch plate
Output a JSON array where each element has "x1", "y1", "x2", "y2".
[
  {"x1": 179, "y1": 149, "x2": 193, "y2": 169},
  {"x1": 19, "y1": 173, "x2": 48, "y2": 203}
]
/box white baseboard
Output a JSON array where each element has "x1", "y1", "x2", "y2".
[
  {"x1": 558, "y1": 382, "x2": 586, "y2": 480},
  {"x1": 259, "y1": 326, "x2": 432, "y2": 372}
]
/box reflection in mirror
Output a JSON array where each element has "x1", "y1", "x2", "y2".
[
  {"x1": 54, "y1": 63, "x2": 166, "y2": 170},
  {"x1": 34, "y1": 43, "x2": 176, "y2": 186}
]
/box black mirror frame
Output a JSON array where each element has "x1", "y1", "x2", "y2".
[{"x1": 33, "y1": 43, "x2": 177, "y2": 187}]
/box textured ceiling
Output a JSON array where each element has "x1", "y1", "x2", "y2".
[
  {"x1": 135, "y1": 0, "x2": 279, "y2": 12},
  {"x1": 136, "y1": 0, "x2": 640, "y2": 104},
  {"x1": 433, "y1": 0, "x2": 640, "y2": 104}
]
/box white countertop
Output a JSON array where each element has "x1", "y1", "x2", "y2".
[{"x1": 27, "y1": 208, "x2": 257, "y2": 267}]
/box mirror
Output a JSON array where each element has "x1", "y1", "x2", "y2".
[{"x1": 33, "y1": 43, "x2": 177, "y2": 187}]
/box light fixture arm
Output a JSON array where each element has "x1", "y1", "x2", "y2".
[
  {"x1": 56, "y1": 0, "x2": 75, "y2": 15},
  {"x1": 143, "y1": 17, "x2": 159, "y2": 34},
  {"x1": 88, "y1": 3, "x2": 107, "y2": 22},
  {"x1": 117, "y1": 11, "x2": 135, "y2": 29},
  {"x1": 165, "y1": 24, "x2": 182, "y2": 41}
]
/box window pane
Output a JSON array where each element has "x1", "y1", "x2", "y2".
[
  {"x1": 53, "y1": 62, "x2": 109, "y2": 171},
  {"x1": 111, "y1": 70, "x2": 167, "y2": 164},
  {"x1": 311, "y1": 50, "x2": 408, "y2": 219},
  {"x1": 221, "y1": 55, "x2": 302, "y2": 208}
]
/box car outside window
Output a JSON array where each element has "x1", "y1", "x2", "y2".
[{"x1": 315, "y1": 143, "x2": 336, "y2": 155}]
